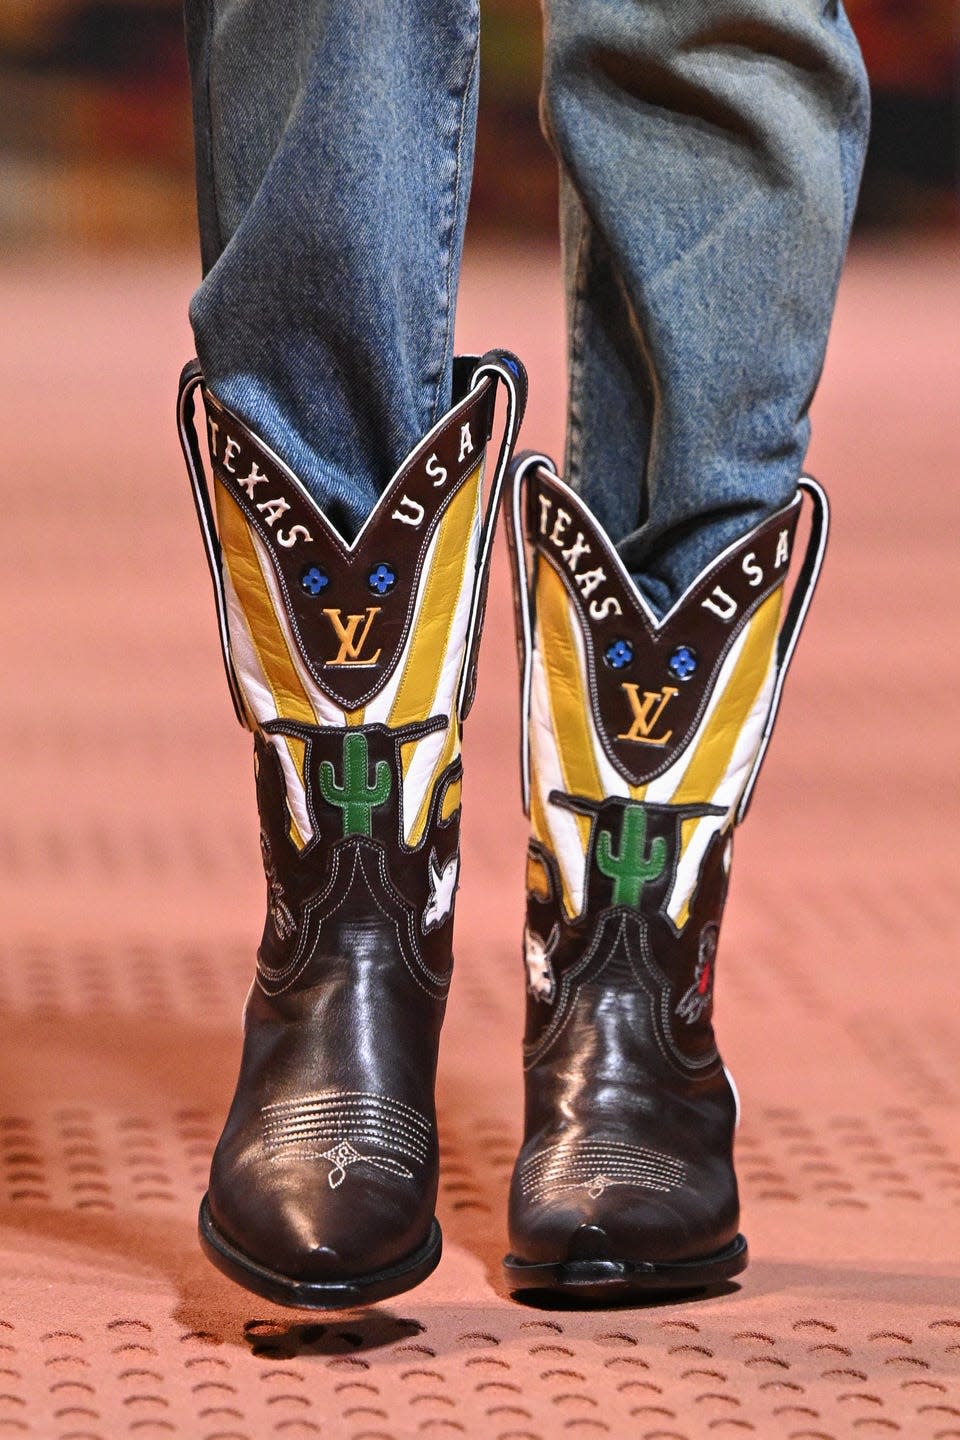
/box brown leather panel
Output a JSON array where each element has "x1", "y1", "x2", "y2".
[
  {"x1": 254, "y1": 721, "x2": 461, "y2": 996},
  {"x1": 204, "y1": 375, "x2": 496, "y2": 710},
  {"x1": 527, "y1": 470, "x2": 802, "y2": 786}
]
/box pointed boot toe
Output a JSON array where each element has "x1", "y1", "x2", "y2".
[
  {"x1": 200, "y1": 1185, "x2": 442, "y2": 1308},
  {"x1": 567, "y1": 1223, "x2": 610, "y2": 1261}
]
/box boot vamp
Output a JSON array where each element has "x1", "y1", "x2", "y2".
[
  {"x1": 510, "y1": 978, "x2": 739, "y2": 1266},
  {"x1": 209, "y1": 913, "x2": 444, "y2": 1283}
]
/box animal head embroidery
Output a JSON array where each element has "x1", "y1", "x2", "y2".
[
  {"x1": 260, "y1": 831, "x2": 296, "y2": 941},
  {"x1": 675, "y1": 922, "x2": 719, "y2": 1024},
  {"x1": 422, "y1": 848, "x2": 460, "y2": 932},
  {"x1": 524, "y1": 924, "x2": 558, "y2": 1003}
]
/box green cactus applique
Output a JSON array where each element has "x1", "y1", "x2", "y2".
[
  {"x1": 595, "y1": 804, "x2": 667, "y2": 908},
  {"x1": 317, "y1": 732, "x2": 391, "y2": 837}
]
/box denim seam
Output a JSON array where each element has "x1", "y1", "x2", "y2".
[
  {"x1": 202, "y1": 4, "x2": 226, "y2": 263},
  {"x1": 432, "y1": 8, "x2": 480, "y2": 428},
  {"x1": 807, "y1": 4, "x2": 867, "y2": 429},
  {"x1": 565, "y1": 194, "x2": 589, "y2": 492}
]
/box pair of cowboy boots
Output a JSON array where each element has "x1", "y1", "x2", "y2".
[{"x1": 178, "y1": 351, "x2": 826, "y2": 1306}]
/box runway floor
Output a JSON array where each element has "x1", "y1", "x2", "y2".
[{"x1": 1, "y1": 237, "x2": 958, "y2": 1438}]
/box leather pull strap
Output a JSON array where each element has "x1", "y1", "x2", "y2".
[
  {"x1": 505, "y1": 450, "x2": 558, "y2": 815},
  {"x1": 735, "y1": 476, "x2": 830, "y2": 823},
  {"x1": 177, "y1": 358, "x2": 248, "y2": 728},
  {"x1": 457, "y1": 350, "x2": 528, "y2": 721}
]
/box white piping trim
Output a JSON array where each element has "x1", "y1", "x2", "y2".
[
  {"x1": 736, "y1": 477, "x2": 830, "y2": 822},
  {"x1": 177, "y1": 365, "x2": 246, "y2": 726},
  {"x1": 528, "y1": 464, "x2": 803, "y2": 632},
  {"x1": 455, "y1": 356, "x2": 526, "y2": 719},
  {"x1": 203, "y1": 372, "x2": 496, "y2": 554},
  {"x1": 509, "y1": 452, "x2": 558, "y2": 814}
]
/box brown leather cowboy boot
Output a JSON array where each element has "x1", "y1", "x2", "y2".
[
  {"x1": 177, "y1": 351, "x2": 525, "y2": 1307},
  {"x1": 502, "y1": 453, "x2": 827, "y2": 1299}
]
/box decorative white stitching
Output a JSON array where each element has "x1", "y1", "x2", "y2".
[
  {"x1": 259, "y1": 843, "x2": 449, "y2": 997},
  {"x1": 634, "y1": 921, "x2": 721, "y2": 1076},
  {"x1": 263, "y1": 1091, "x2": 432, "y2": 1190},
  {"x1": 264, "y1": 1089, "x2": 431, "y2": 1121},
  {"x1": 519, "y1": 1140, "x2": 685, "y2": 1203},
  {"x1": 522, "y1": 915, "x2": 615, "y2": 1070}
]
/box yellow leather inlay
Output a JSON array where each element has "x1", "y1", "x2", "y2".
[
  {"x1": 215, "y1": 480, "x2": 317, "y2": 727},
  {"x1": 669, "y1": 587, "x2": 783, "y2": 810},
  {"x1": 440, "y1": 774, "x2": 462, "y2": 822},
  {"x1": 526, "y1": 851, "x2": 551, "y2": 901},
  {"x1": 536, "y1": 559, "x2": 605, "y2": 861},
  {"x1": 388, "y1": 465, "x2": 480, "y2": 739}
]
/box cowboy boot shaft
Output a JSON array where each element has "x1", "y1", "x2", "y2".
[
  {"x1": 520, "y1": 472, "x2": 800, "y2": 1058},
  {"x1": 179, "y1": 350, "x2": 526, "y2": 1304}
]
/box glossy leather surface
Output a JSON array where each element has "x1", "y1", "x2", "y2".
[
  {"x1": 510, "y1": 827, "x2": 740, "y2": 1264},
  {"x1": 187, "y1": 353, "x2": 526, "y2": 1292},
  {"x1": 507, "y1": 467, "x2": 801, "y2": 1271},
  {"x1": 208, "y1": 726, "x2": 456, "y2": 1282}
]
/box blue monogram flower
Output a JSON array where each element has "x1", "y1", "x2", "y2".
[
  {"x1": 300, "y1": 565, "x2": 329, "y2": 596},
  {"x1": 368, "y1": 563, "x2": 397, "y2": 595},
  {"x1": 668, "y1": 645, "x2": 698, "y2": 680},
  {"x1": 604, "y1": 639, "x2": 634, "y2": 670}
]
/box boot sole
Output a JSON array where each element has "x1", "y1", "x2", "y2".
[
  {"x1": 503, "y1": 1233, "x2": 748, "y2": 1301},
  {"x1": 199, "y1": 1193, "x2": 442, "y2": 1309}
]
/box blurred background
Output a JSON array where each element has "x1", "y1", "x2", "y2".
[
  {"x1": 0, "y1": 0, "x2": 957, "y2": 249},
  {"x1": 0, "y1": 3, "x2": 959, "y2": 1428}
]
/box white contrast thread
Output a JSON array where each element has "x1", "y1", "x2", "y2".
[
  {"x1": 263, "y1": 1091, "x2": 432, "y2": 1190},
  {"x1": 519, "y1": 1140, "x2": 685, "y2": 1203}
]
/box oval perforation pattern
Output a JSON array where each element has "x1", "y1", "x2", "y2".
[{"x1": 1, "y1": 243, "x2": 959, "y2": 1437}]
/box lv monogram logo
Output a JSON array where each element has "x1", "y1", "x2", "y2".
[
  {"x1": 617, "y1": 683, "x2": 679, "y2": 746},
  {"x1": 322, "y1": 607, "x2": 382, "y2": 667}
]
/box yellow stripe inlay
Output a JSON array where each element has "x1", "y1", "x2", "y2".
[
  {"x1": 387, "y1": 465, "x2": 480, "y2": 742},
  {"x1": 666, "y1": 588, "x2": 782, "y2": 928},
  {"x1": 526, "y1": 852, "x2": 550, "y2": 901},
  {"x1": 440, "y1": 776, "x2": 462, "y2": 822},
  {"x1": 215, "y1": 480, "x2": 317, "y2": 727},
  {"x1": 536, "y1": 562, "x2": 604, "y2": 802},
  {"x1": 536, "y1": 559, "x2": 606, "y2": 862},
  {"x1": 669, "y1": 588, "x2": 783, "y2": 810},
  {"x1": 284, "y1": 735, "x2": 307, "y2": 850}
]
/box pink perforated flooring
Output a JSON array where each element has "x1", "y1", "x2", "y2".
[{"x1": 1, "y1": 237, "x2": 958, "y2": 1440}]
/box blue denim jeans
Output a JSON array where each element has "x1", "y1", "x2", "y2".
[{"x1": 184, "y1": 0, "x2": 868, "y2": 612}]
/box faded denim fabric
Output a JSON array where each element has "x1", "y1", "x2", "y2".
[{"x1": 184, "y1": 0, "x2": 868, "y2": 611}]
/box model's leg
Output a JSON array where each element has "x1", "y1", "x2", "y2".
[
  {"x1": 503, "y1": 0, "x2": 867, "y2": 1298},
  {"x1": 542, "y1": 0, "x2": 868, "y2": 613},
  {"x1": 184, "y1": 0, "x2": 480, "y2": 538},
  {"x1": 178, "y1": 0, "x2": 526, "y2": 1308}
]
